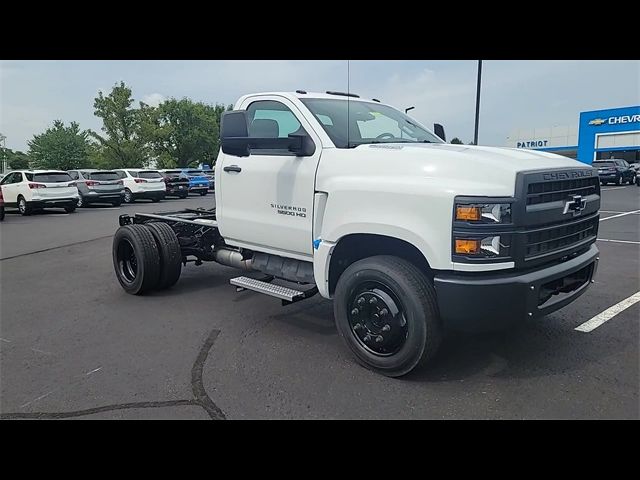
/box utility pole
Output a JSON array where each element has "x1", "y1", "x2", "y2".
[
  {"x1": 0, "y1": 133, "x2": 6, "y2": 173},
  {"x1": 473, "y1": 60, "x2": 482, "y2": 145}
]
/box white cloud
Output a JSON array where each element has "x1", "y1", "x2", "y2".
[{"x1": 141, "y1": 93, "x2": 166, "y2": 107}]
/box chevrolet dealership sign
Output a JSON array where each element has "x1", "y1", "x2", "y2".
[{"x1": 588, "y1": 114, "x2": 640, "y2": 127}]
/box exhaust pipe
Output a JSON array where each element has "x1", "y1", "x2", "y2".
[{"x1": 213, "y1": 249, "x2": 254, "y2": 270}]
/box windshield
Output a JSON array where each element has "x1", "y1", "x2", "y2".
[
  {"x1": 88, "y1": 171, "x2": 119, "y2": 181},
  {"x1": 300, "y1": 98, "x2": 443, "y2": 148},
  {"x1": 25, "y1": 172, "x2": 72, "y2": 183}
]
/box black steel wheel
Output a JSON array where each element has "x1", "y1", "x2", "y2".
[
  {"x1": 112, "y1": 224, "x2": 160, "y2": 295},
  {"x1": 334, "y1": 255, "x2": 442, "y2": 377}
]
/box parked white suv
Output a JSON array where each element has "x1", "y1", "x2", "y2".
[
  {"x1": 0, "y1": 170, "x2": 79, "y2": 215},
  {"x1": 113, "y1": 169, "x2": 166, "y2": 203}
]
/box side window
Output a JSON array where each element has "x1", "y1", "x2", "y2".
[
  {"x1": 69, "y1": 171, "x2": 79, "y2": 180},
  {"x1": 116, "y1": 171, "x2": 127, "y2": 179},
  {"x1": 1, "y1": 173, "x2": 13, "y2": 185},
  {"x1": 246, "y1": 100, "x2": 302, "y2": 139},
  {"x1": 127, "y1": 170, "x2": 137, "y2": 178},
  {"x1": 14, "y1": 172, "x2": 23, "y2": 183}
]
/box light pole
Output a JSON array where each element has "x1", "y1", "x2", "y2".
[
  {"x1": 473, "y1": 60, "x2": 482, "y2": 145},
  {"x1": 0, "y1": 133, "x2": 6, "y2": 173}
]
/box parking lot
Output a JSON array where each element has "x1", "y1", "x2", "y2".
[{"x1": 0, "y1": 186, "x2": 638, "y2": 420}]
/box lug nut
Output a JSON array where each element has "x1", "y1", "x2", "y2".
[
  {"x1": 357, "y1": 297, "x2": 366, "y2": 306},
  {"x1": 375, "y1": 335, "x2": 384, "y2": 343},
  {"x1": 351, "y1": 308, "x2": 359, "y2": 315},
  {"x1": 369, "y1": 297, "x2": 377, "y2": 305},
  {"x1": 382, "y1": 324, "x2": 391, "y2": 332},
  {"x1": 399, "y1": 317, "x2": 407, "y2": 327},
  {"x1": 373, "y1": 313, "x2": 379, "y2": 320},
  {"x1": 353, "y1": 323, "x2": 363, "y2": 331},
  {"x1": 380, "y1": 308, "x2": 388, "y2": 316},
  {"x1": 364, "y1": 334, "x2": 372, "y2": 342}
]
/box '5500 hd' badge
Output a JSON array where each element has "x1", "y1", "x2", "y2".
[{"x1": 271, "y1": 203, "x2": 307, "y2": 218}]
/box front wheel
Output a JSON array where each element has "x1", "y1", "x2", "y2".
[
  {"x1": 124, "y1": 188, "x2": 134, "y2": 203},
  {"x1": 333, "y1": 255, "x2": 442, "y2": 377},
  {"x1": 64, "y1": 206, "x2": 76, "y2": 213}
]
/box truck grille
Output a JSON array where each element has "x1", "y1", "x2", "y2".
[
  {"x1": 527, "y1": 177, "x2": 600, "y2": 205},
  {"x1": 525, "y1": 214, "x2": 599, "y2": 259}
]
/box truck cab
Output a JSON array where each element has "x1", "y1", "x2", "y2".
[{"x1": 113, "y1": 90, "x2": 600, "y2": 377}]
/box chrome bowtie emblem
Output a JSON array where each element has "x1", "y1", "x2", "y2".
[{"x1": 563, "y1": 194, "x2": 587, "y2": 216}]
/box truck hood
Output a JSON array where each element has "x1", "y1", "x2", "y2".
[{"x1": 349, "y1": 143, "x2": 591, "y2": 196}]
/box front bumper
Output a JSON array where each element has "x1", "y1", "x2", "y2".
[{"x1": 434, "y1": 244, "x2": 599, "y2": 332}]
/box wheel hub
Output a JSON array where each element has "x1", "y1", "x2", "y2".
[{"x1": 348, "y1": 285, "x2": 408, "y2": 356}]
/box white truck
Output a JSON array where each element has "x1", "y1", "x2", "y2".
[{"x1": 112, "y1": 90, "x2": 601, "y2": 377}]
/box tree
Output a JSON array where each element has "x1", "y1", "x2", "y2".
[
  {"x1": 28, "y1": 120, "x2": 89, "y2": 170},
  {"x1": 90, "y1": 81, "x2": 149, "y2": 169},
  {"x1": 9, "y1": 150, "x2": 31, "y2": 169},
  {"x1": 450, "y1": 137, "x2": 464, "y2": 144},
  {"x1": 141, "y1": 98, "x2": 230, "y2": 168}
]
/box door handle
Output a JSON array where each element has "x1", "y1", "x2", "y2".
[{"x1": 223, "y1": 165, "x2": 242, "y2": 173}]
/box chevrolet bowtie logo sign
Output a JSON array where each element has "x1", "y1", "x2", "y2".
[
  {"x1": 588, "y1": 118, "x2": 606, "y2": 126},
  {"x1": 563, "y1": 194, "x2": 587, "y2": 216}
]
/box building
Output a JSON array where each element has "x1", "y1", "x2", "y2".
[{"x1": 505, "y1": 105, "x2": 640, "y2": 165}]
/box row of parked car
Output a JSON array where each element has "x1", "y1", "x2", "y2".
[{"x1": 0, "y1": 168, "x2": 215, "y2": 219}]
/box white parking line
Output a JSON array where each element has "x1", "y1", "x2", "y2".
[
  {"x1": 600, "y1": 210, "x2": 640, "y2": 214},
  {"x1": 575, "y1": 291, "x2": 640, "y2": 333},
  {"x1": 597, "y1": 238, "x2": 640, "y2": 245},
  {"x1": 601, "y1": 187, "x2": 628, "y2": 191},
  {"x1": 599, "y1": 209, "x2": 640, "y2": 222}
]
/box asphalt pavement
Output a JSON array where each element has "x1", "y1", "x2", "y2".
[{"x1": 0, "y1": 187, "x2": 638, "y2": 419}]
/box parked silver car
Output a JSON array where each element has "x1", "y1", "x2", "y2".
[{"x1": 67, "y1": 169, "x2": 125, "y2": 207}]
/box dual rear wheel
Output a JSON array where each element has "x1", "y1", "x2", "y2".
[{"x1": 112, "y1": 222, "x2": 182, "y2": 295}]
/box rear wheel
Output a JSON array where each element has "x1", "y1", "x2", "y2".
[
  {"x1": 145, "y1": 222, "x2": 182, "y2": 290},
  {"x1": 124, "y1": 188, "x2": 134, "y2": 203},
  {"x1": 64, "y1": 206, "x2": 76, "y2": 213},
  {"x1": 333, "y1": 255, "x2": 442, "y2": 377},
  {"x1": 112, "y1": 199, "x2": 122, "y2": 207},
  {"x1": 112, "y1": 224, "x2": 160, "y2": 295},
  {"x1": 17, "y1": 196, "x2": 31, "y2": 216},
  {"x1": 77, "y1": 195, "x2": 85, "y2": 208}
]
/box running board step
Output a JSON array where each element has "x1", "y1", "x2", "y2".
[{"x1": 230, "y1": 276, "x2": 304, "y2": 302}]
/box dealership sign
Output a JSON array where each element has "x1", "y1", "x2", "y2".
[
  {"x1": 588, "y1": 114, "x2": 640, "y2": 127},
  {"x1": 517, "y1": 140, "x2": 548, "y2": 148}
]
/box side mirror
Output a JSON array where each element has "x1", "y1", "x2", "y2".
[
  {"x1": 287, "y1": 133, "x2": 316, "y2": 157},
  {"x1": 434, "y1": 123, "x2": 446, "y2": 142},
  {"x1": 220, "y1": 110, "x2": 250, "y2": 157}
]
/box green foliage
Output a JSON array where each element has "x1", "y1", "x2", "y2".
[
  {"x1": 141, "y1": 98, "x2": 229, "y2": 168},
  {"x1": 90, "y1": 81, "x2": 149, "y2": 169},
  {"x1": 28, "y1": 120, "x2": 89, "y2": 170},
  {"x1": 1, "y1": 147, "x2": 31, "y2": 170},
  {"x1": 450, "y1": 137, "x2": 464, "y2": 144}
]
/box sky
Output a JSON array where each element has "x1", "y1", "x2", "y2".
[{"x1": 1, "y1": 60, "x2": 638, "y2": 152}]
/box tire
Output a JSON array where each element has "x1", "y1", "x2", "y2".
[
  {"x1": 112, "y1": 224, "x2": 160, "y2": 295},
  {"x1": 124, "y1": 188, "x2": 134, "y2": 203},
  {"x1": 180, "y1": 193, "x2": 188, "y2": 199},
  {"x1": 333, "y1": 255, "x2": 442, "y2": 377},
  {"x1": 112, "y1": 200, "x2": 122, "y2": 207},
  {"x1": 200, "y1": 190, "x2": 207, "y2": 196},
  {"x1": 628, "y1": 175, "x2": 635, "y2": 185},
  {"x1": 145, "y1": 222, "x2": 182, "y2": 290},
  {"x1": 17, "y1": 196, "x2": 31, "y2": 216},
  {"x1": 0, "y1": 206, "x2": 4, "y2": 221},
  {"x1": 616, "y1": 175, "x2": 623, "y2": 186},
  {"x1": 152, "y1": 197, "x2": 161, "y2": 203},
  {"x1": 77, "y1": 195, "x2": 85, "y2": 208},
  {"x1": 64, "y1": 206, "x2": 76, "y2": 213}
]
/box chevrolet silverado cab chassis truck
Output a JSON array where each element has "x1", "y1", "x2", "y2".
[{"x1": 113, "y1": 91, "x2": 600, "y2": 377}]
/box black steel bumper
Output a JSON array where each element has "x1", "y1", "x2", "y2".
[{"x1": 434, "y1": 244, "x2": 599, "y2": 332}]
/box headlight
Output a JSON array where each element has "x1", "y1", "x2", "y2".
[
  {"x1": 455, "y1": 203, "x2": 512, "y2": 224},
  {"x1": 454, "y1": 235, "x2": 511, "y2": 258}
]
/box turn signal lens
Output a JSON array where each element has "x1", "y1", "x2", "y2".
[
  {"x1": 455, "y1": 239, "x2": 480, "y2": 254},
  {"x1": 456, "y1": 206, "x2": 481, "y2": 221}
]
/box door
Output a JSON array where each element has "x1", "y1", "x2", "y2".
[
  {"x1": 217, "y1": 96, "x2": 322, "y2": 258},
  {"x1": 0, "y1": 172, "x2": 21, "y2": 205}
]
